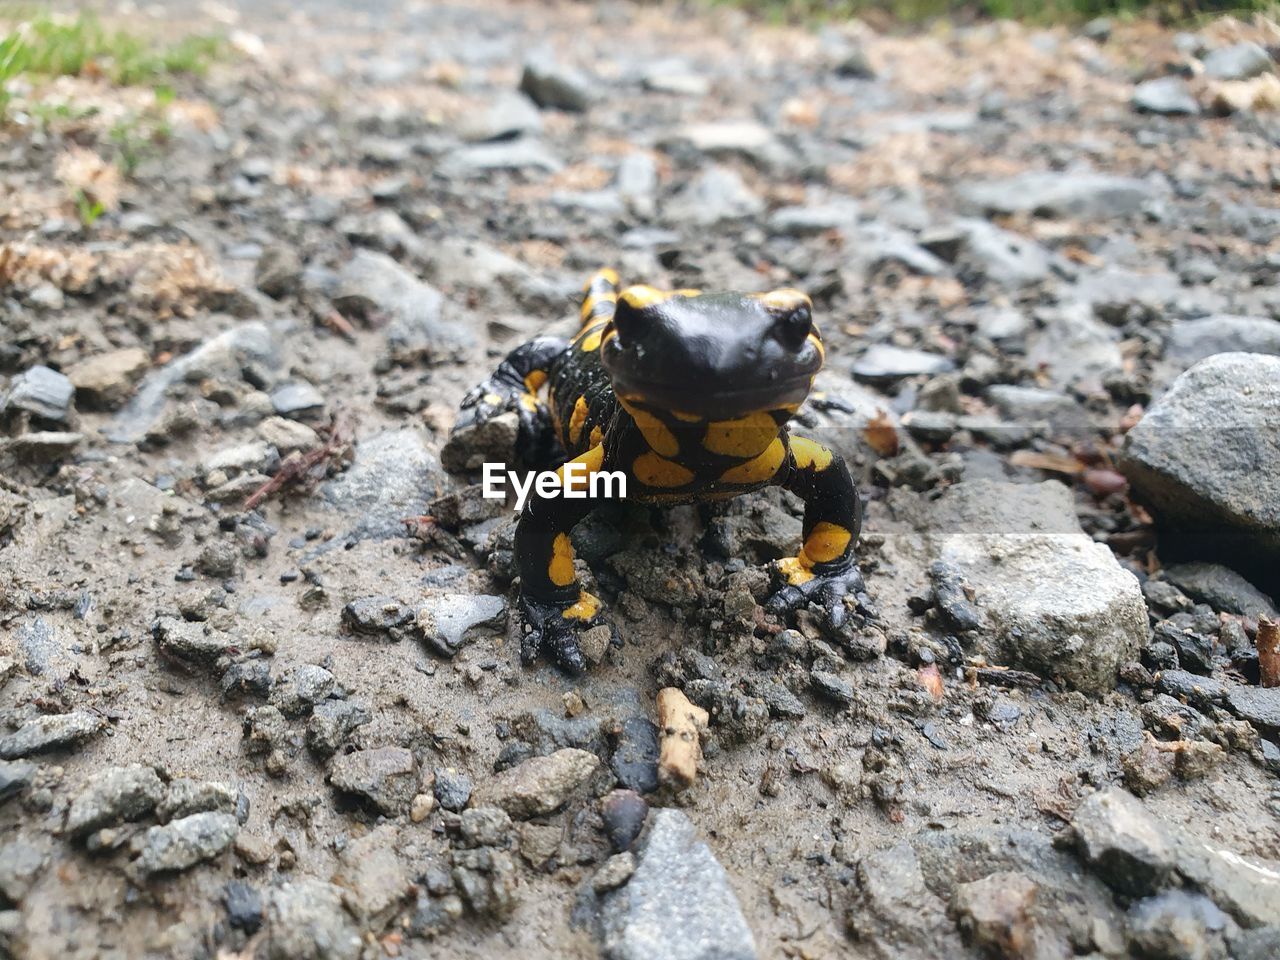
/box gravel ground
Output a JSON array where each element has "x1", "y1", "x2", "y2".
[{"x1": 2, "y1": 3, "x2": 1280, "y2": 959}]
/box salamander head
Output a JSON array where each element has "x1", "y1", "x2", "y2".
[{"x1": 598, "y1": 285, "x2": 823, "y2": 421}]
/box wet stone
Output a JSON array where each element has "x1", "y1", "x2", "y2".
[
  {"x1": 263, "y1": 879, "x2": 362, "y2": 960},
  {"x1": 221, "y1": 658, "x2": 272, "y2": 700},
  {"x1": 65, "y1": 764, "x2": 165, "y2": 839},
  {"x1": 224, "y1": 880, "x2": 264, "y2": 934},
  {"x1": 342, "y1": 595, "x2": 415, "y2": 639},
  {"x1": 1068, "y1": 787, "x2": 1175, "y2": 896},
  {"x1": 610, "y1": 718, "x2": 660, "y2": 795},
  {"x1": 811, "y1": 670, "x2": 855, "y2": 706},
  {"x1": 520, "y1": 56, "x2": 594, "y2": 111},
  {"x1": 1202, "y1": 42, "x2": 1273, "y2": 81},
  {"x1": 1, "y1": 365, "x2": 75, "y2": 423},
  {"x1": 0, "y1": 760, "x2": 37, "y2": 803},
  {"x1": 0, "y1": 839, "x2": 47, "y2": 904},
  {"x1": 602, "y1": 789, "x2": 648, "y2": 853},
  {"x1": 597, "y1": 808, "x2": 757, "y2": 960},
  {"x1": 158, "y1": 779, "x2": 240, "y2": 823},
  {"x1": 0, "y1": 711, "x2": 106, "y2": 759},
  {"x1": 474, "y1": 748, "x2": 600, "y2": 819},
  {"x1": 328, "y1": 747, "x2": 417, "y2": 816},
  {"x1": 270, "y1": 382, "x2": 325, "y2": 420},
  {"x1": 433, "y1": 767, "x2": 474, "y2": 812},
  {"x1": 306, "y1": 699, "x2": 371, "y2": 758},
  {"x1": 417, "y1": 593, "x2": 507, "y2": 657},
  {"x1": 1127, "y1": 890, "x2": 1232, "y2": 960},
  {"x1": 851, "y1": 345, "x2": 955, "y2": 384},
  {"x1": 132, "y1": 811, "x2": 238, "y2": 876}
]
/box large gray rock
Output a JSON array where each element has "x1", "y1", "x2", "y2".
[
  {"x1": 847, "y1": 842, "x2": 962, "y2": 960},
  {"x1": 520, "y1": 56, "x2": 595, "y2": 111},
  {"x1": 1119, "y1": 353, "x2": 1280, "y2": 592},
  {"x1": 597, "y1": 809, "x2": 756, "y2": 960},
  {"x1": 933, "y1": 481, "x2": 1146, "y2": 694},
  {"x1": 1161, "y1": 562, "x2": 1277, "y2": 621},
  {"x1": 65, "y1": 764, "x2": 164, "y2": 838},
  {"x1": 328, "y1": 746, "x2": 417, "y2": 816},
  {"x1": 1, "y1": 365, "x2": 74, "y2": 423},
  {"x1": 663, "y1": 167, "x2": 763, "y2": 226},
  {"x1": 921, "y1": 219, "x2": 1051, "y2": 289},
  {"x1": 958, "y1": 171, "x2": 1159, "y2": 220}
]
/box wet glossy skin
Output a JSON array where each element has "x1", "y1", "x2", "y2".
[{"x1": 452, "y1": 270, "x2": 868, "y2": 673}]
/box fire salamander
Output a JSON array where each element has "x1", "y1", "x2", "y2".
[{"x1": 452, "y1": 269, "x2": 868, "y2": 673}]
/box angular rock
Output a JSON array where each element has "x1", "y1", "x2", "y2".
[
  {"x1": 597, "y1": 808, "x2": 756, "y2": 960},
  {"x1": 921, "y1": 219, "x2": 1051, "y2": 288},
  {"x1": 157, "y1": 778, "x2": 239, "y2": 822},
  {"x1": 951, "y1": 871, "x2": 1039, "y2": 957},
  {"x1": 270, "y1": 382, "x2": 325, "y2": 420},
  {"x1": 264, "y1": 879, "x2": 362, "y2": 960},
  {"x1": 0, "y1": 711, "x2": 106, "y2": 759},
  {"x1": 0, "y1": 839, "x2": 47, "y2": 904},
  {"x1": 320, "y1": 429, "x2": 438, "y2": 545},
  {"x1": 1162, "y1": 562, "x2": 1277, "y2": 620},
  {"x1": 1224, "y1": 685, "x2": 1280, "y2": 737},
  {"x1": 474, "y1": 748, "x2": 600, "y2": 819},
  {"x1": 132, "y1": 811, "x2": 238, "y2": 875},
  {"x1": 848, "y1": 842, "x2": 961, "y2": 960},
  {"x1": 306, "y1": 699, "x2": 371, "y2": 758},
  {"x1": 65, "y1": 764, "x2": 164, "y2": 838},
  {"x1": 0, "y1": 759, "x2": 37, "y2": 803},
  {"x1": 269, "y1": 664, "x2": 338, "y2": 718},
  {"x1": 1119, "y1": 353, "x2": 1280, "y2": 591},
  {"x1": 328, "y1": 746, "x2": 417, "y2": 815},
  {"x1": 433, "y1": 767, "x2": 474, "y2": 812},
  {"x1": 1127, "y1": 890, "x2": 1231, "y2": 958},
  {"x1": 610, "y1": 718, "x2": 660, "y2": 795},
  {"x1": 1028, "y1": 303, "x2": 1123, "y2": 394},
  {"x1": 664, "y1": 121, "x2": 781, "y2": 168},
  {"x1": 440, "y1": 140, "x2": 563, "y2": 177},
  {"x1": 332, "y1": 249, "x2": 471, "y2": 360},
  {"x1": 940, "y1": 522, "x2": 1147, "y2": 694},
  {"x1": 153, "y1": 616, "x2": 234, "y2": 666},
  {"x1": 458, "y1": 92, "x2": 542, "y2": 142},
  {"x1": 0, "y1": 365, "x2": 74, "y2": 423},
  {"x1": 520, "y1": 56, "x2": 594, "y2": 111},
  {"x1": 1069, "y1": 787, "x2": 1175, "y2": 896},
  {"x1": 417, "y1": 593, "x2": 507, "y2": 656},
  {"x1": 65, "y1": 348, "x2": 150, "y2": 409}
]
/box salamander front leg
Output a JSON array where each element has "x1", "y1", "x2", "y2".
[
  {"x1": 514, "y1": 445, "x2": 616, "y2": 673},
  {"x1": 766, "y1": 437, "x2": 873, "y2": 633}
]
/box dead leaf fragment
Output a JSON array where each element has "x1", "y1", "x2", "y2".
[
  {"x1": 55, "y1": 147, "x2": 122, "y2": 212},
  {"x1": 1008, "y1": 450, "x2": 1084, "y2": 474},
  {"x1": 863, "y1": 410, "x2": 900, "y2": 457},
  {"x1": 917, "y1": 663, "x2": 944, "y2": 704},
  {"x1": 1259, "y1": 617, "x2": 1280, "y2": 689}
]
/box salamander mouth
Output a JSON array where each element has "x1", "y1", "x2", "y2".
[{"x1": 609, "y1": 372, "x2": 814, "y2": 420}]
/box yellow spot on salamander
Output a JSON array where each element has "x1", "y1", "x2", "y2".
[
  {"x1": 580, "y1": 328, "x2": 604, "y2": 352},
  {"x1": 790, "y1": 437, "x2": 833, "y2": 471},
  {"x1": 589, "y1": 425, "x2": 604, "y2": 447},
  {"x1": 582, "y1": 268, "x2": 619, "y2": 291},
  {"x1": 621, "y1": 400, "x2": 679, "y2": 457},
  {"x1": 719, "y1": 438, "x2": 785, "y2": 485},
  {"x1": 519, "y1": 393, "x2": 538, "y2": 413},
  {"x1": 618, "y1": 284, "x2": 669, "y2": 310},
  {"x1": 568, "y1": 395, "x2": 589, "y2": 445},
  {"x1": 524, "y1": 369, "x2": 547, "y2": 393},
  {"x1": 549, "y1": 533, "x2": 576, "y2": 588},
  {"x1": 580, "y1": 292, "x2": 618, "y2": 324},
  {"x1": 555, "y1": 443, "x2": 605, "y2": 492},
  {"x1": 755, "y1": 288, "x2": 812, "y2": 312},
  {"x1": 562, "y1": 590, "x2": 601, "y2": 621},
  {"x1": 671, "y1": 410, "x2": 703, "y2": 423},
  {"x1": 702, "y1": 411, "x2": 778, "y2": 458},
  {"x1": 633, "y1": 451, "x2": 694, "y2": 488},
  {"x1": 777, "y1": 556, "x2": 814, "y2": 586},
  {"x1": 801, "y1": 521, "x2": 851, "y2": 565},
  {"x1": 482, "y1": 392, "x2": 502, "y2": 407}
]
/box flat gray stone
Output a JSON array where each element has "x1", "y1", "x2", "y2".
[
  {"x1": 65, "y1": 764, "x2": 164, "y2": 838},
  {"x1": 1202, "y1": 42, "x2": 1273, "y2": 81},
  {"x1": 1165, "y1": 316, "x2": 1280, "y2": 368},
  {"x1": 474, "y1": 748, "x2": 599, "y2": 819},
  {"x1": 1, "y1": 365, "x2": 74, "y2": 423},
  {"x1": 0, "y1": 711, "x2": 106, "y2": 759},
  {"x1": 598, "y1": 808, "x2": 756, "y2": 960},
  {"x1": 958, "y1": 171, "x2": 1160, "y2": 220},
  {"x1": 1132, "y1": 76, "x2": 1200, "y2": 115},
  {"x1": 132, "y1": 811, "x2": 238, "y2": 875}
]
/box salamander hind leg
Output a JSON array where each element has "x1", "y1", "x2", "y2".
[{"x1": 766, "y1": 436, "x2": 875, "y2": 636}]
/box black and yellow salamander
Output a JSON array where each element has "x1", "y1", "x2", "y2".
[{"x1": 451, "y1": 269, "x2": 868, "y2": 673}]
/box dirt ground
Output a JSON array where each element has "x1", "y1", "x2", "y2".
[{"x1": 2, "y1": 2, "x2": 1280, "y2": 958}]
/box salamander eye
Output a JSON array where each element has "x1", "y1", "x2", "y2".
[
  {"x1": 771, "y1": 304, "x2": 812, "y2": 351},
  {"x1": 611, "y1": 298, "x2": 646, "y2": 345}
]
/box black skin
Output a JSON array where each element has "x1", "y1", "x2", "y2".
[{"x1": 451, "y1": 270, "x2": 871, "y2": 673}]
